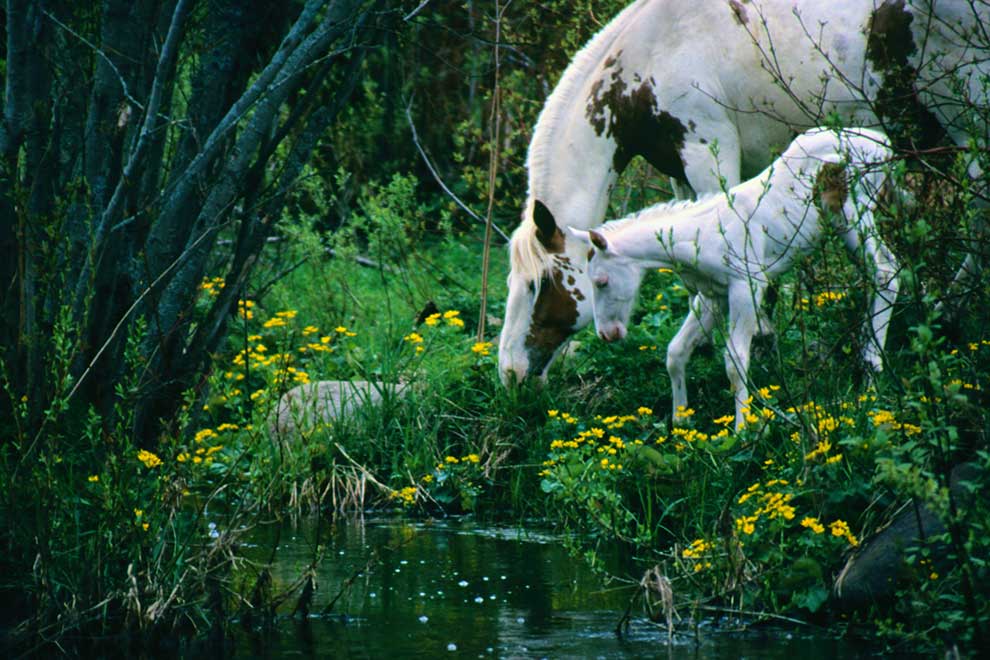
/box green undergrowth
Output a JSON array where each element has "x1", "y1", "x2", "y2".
[{"x1": 5, "y1": 166, "x2": 988, "y2": 654}]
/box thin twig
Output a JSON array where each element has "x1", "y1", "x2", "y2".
[
  {"x1": 403, "y1": 0, "x2": 432, "y2": 21},
  {"x1": 404, "y1": 101, "x2": 509, "y2": 243},
  {"x1": 477, "y1": 0, "x2": 509, "y2": 341}
]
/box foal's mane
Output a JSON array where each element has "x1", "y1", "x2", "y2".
[
  {"x1": 511, "y1": 0, "x2": 650, "y2": 283},
  {"x1": 600, "y1": 193, "x2": 722, "y2": 234}
]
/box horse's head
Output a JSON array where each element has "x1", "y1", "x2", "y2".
[
  {"x1": 498, "y1": 200, "x2": 594, "y2": 385},
  {"x1": 568, "y1": 227, "x2": 644, "y2": 343}
]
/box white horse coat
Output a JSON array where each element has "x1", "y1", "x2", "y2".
[
  {"x1": 498, "y1": 0, "x2": 987, "y2": 385},
  {"x1": 571, "y1": 128, "x2": 900, "y2": 428}
]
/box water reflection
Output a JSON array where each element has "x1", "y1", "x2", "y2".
[{"x1": 232, "y1": 517, "x2": 871, "y2": 659}]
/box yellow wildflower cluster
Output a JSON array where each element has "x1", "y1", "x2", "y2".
[
  {"x1": 814, "y1": 290, "x2": 846, "y2": 307},
  {"x1": 870, "y1": 409, "x2": 921, "y2": 436},
  {"x1": 390, "y1": 486, "x2": 418, "y2": 506},
  {"x1": 599, "y1": 457, "x2": 623, "y2": 471},
  {"x1": 829, "y1": 519, "x2": 859, "y2": 546},
  {"x1": 195, "y1": 428, "x2": 218, "y2": 443},
  {"x1": 598, "y1": 414, "x2": 639, "y2": 430},
  {"x1": 800, "y1": 516, "x2": 825, "y2": 534},
  {"x1": 238, "y1": 299, "x2": 254, "y2": 320},
  {"x1": 424, "y1": 310, "x2": 465, "y2": 329},
  {"x1": 404, "y1": 331, "x2": 425, "y2": 354},
  {"x1": 547, "y1": 409, "x2": 578, "y2": 424},
  {"x1": 88, "y1": 474, "x2": 99, "y2": 483},
  {"x1": 471, "y1": 341, "x2": 493, "y2": 356},
  {"x1": 137, "y1": 449, "x2": 163, "y2": 469},
  {"x1": 273, "y1": 365, "x2": 310, "y2": 385},
  {"x1": 199, "y1": 276, "x2": 225, "y2": 297},
  {"x1": 434, "y1": 451, "x2": 483, "y2": 471},
  {"x1": 683, "y1": 538, "x2": 714, "y2": 571},
  {"x1": 735, "y1": 480, "x2": 795, "y2": 535},
  {"x1": 682, "y1": 538, "x2": 712, "y2": 559}
]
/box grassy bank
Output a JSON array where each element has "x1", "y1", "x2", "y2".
[{"x1": 3, "y1": 170, "x2": 989, "y2": 655}]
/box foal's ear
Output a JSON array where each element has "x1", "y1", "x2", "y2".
[
  {"x1": 589, "y1": 229, "x2": 609, "y2": 252},
  {"x1": 532, "y1": 200, "x2": 560, "y2": 249},
  {"x1": 567, "y1": 227, "x2": 591, "y2": 245}
]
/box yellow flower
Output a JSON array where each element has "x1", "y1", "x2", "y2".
[
  {"x1": 637, "y1": 406, "x2": 653, "y2": 416},
  {"x1": 674, "y1": 405, "x2": 695, "y2": 418},
  {"x1": 447, "y1": 317, "x2": 465, "y2": 328},
  {"x1": 335, "y1": 325, "x2": 348, "y2": 333},
  {"x1": 471, "y1": 341, "x2": 493, "y2": 356},
  {"x1": 404, "y1": 332, "x2": 424, "y2": 344},
  {"x1": 134, "y1": 508, "x2": 143, "y2": 518},
  {"x1": 800, "y1": 517, "x2": 825, "y2": 534},
  {"x1": 137, "y1": 449, "x2": 163, "y2": 469},
  {"x1": 443, "y1": 310, "x2": 461, "y2": 319},
  {"x1": 829, "y1": 519, "x2": 859, "y2": 546},
  {"x1": 263, "y1": 317, "x2": 286, "y2": 328},
  {"x1": 142, "y1": 523, "x2": 150, "y2": 531},
  {"x1": 465, "y1": 453, "x2": 481, "y2": 463},
  {"x1": 177, "y1": 452, "x2": 190, "y2": 463},
  {"x1": 444, "y1": 456, "x2": 460, "y2": 464},
  {"x1": 424, "y1": 314, "x2": 441, "y2": 326},
  {"x1": 547, "y1": 410, "x2": 559, "y2": 418},
  {"x1": 88, "y1": 474, "x2": 99, "y2": 483},
  {"x1": 195, "y1": 428, "x2": 217, "y2": 443}
]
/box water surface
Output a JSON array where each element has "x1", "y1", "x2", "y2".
[{"x1": 233, "y1": 517, "x2": 873, "y2": 658}]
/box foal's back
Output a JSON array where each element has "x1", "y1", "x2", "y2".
[{"x1": 710, "y1": 128, "x2": 892, "y2": 278}]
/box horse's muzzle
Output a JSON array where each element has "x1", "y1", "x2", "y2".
[{"x1": 598, "y1": 324, "x2": 626, "y2": 342}]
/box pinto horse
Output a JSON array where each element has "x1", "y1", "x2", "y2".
[
  {"x1": 570, "y1": 128, "x2": 899, "y2": 428},
  {"x1": 497, "y1": 0, "x2": 988, "y2": 385}
]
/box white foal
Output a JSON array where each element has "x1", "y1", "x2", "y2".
[{"x1": 570, "y1": 128, "x2": 901, "y2": 428}]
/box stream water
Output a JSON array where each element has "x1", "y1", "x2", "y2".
[{"x1": 231, "y1": 516, "x2": 875, "y2": 658}]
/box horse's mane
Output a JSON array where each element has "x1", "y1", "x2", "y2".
[
  {"x1": 507, "y1": 217, "x2": 555, "y2": 286},
  {"x1": 511, "y1": 1, "x2": 651, "y2": 284},
  {"x1": 600, "y1": 193, "x2": 722, "y2": 234}
]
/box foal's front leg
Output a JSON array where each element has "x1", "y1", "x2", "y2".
[
  {"x1": 666, "y1": 294, "x2": 718, "y2": 423},
  {"x1": 725, "y1": 281, "x2": 761, "y2": 429}
]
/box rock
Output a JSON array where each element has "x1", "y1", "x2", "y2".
[
  {"x1": 832, "y1": 463, "x2": 979, "y2": 609},
  {"x1": 269, "y1": 380, "x2": 407, "y2": 438}
]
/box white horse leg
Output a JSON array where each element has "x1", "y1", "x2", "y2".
[
  {"x1": 725, "y1": 281, "x2": 761, "y2": 429},
  {"x1": 666, "y1": 294, "x2": 718, "y2": 423},
  {"x1": 839, "y1": 213, "x2": 900, "y2": 372}
]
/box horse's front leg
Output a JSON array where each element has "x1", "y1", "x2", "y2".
[
  {"x1": 667, "y1": 294, "x2": 719, "y2": 424},
  {"x1": 725, "y1": 281, "x2": 761, "y2": 429}
]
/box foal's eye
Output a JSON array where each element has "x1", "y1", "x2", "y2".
[{"x1": 526, "y1": 281, "x2": 536, "y2": 295}]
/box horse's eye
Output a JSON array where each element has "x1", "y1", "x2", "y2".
[{"x1": 527, "y1": 281, "x2": 536, "y2": 295}]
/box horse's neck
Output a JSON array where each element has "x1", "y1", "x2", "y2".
[
  {"x1": 610, "y1": 201, "x2": 722, "y2": 263},
  {"x1": 528, "y1": 127, "x2": 620, "y2": 231}
]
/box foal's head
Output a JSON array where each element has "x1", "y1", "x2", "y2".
[
  {"x1": 498, "y1": 201, "x2": 593, "y2": 385},
  {"x1": 568, "y1": 227, "x2": 645, "y2": 343}
]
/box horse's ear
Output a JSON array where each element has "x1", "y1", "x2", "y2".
[
  {"x1": 589, "y1": 229, "x2": 609, "y2": 252},
  {"x1": 533, "y1": 200, "x2": 560, "y2": 249},
  {"x1": 567, "y1": 227, "x2": 591, "y2": 245}
]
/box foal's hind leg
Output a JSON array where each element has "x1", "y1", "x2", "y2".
[
  {"x1": 839, "y1": 212, "x2": 900, "y2": 373},
  {"x1": 667, "y1": 294, "x2": 719, "y2": 424}
]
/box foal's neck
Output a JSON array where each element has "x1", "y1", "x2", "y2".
[{"x1": 607, "y1": 196, "x2": 724, "y2": 263}]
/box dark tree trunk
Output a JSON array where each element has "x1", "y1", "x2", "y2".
[{"x1": 0, "y1": 0, "x2": 383, "y2": 449}]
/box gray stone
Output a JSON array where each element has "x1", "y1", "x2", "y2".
[{"x1": 270, "y1": 380, "x2": 406, "y2": 438}]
